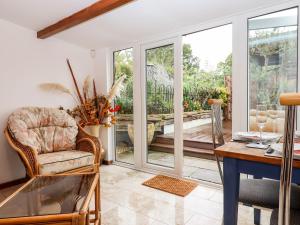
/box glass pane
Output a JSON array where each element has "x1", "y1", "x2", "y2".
[
  {"x1": 0, "y1": 174, "x2": 95, "y2": 218},
  {"x1": 248, "y1": 8, "x2": 298, "y2": 133},
  {"x1": 146, "y1": 44, "x2": 175, "y2": 168},
  {"x1": 182, "y1": 24, "x2": 232, "y2": 183},
  {"x1": 114, "y1": 48, "x2": 134, "y2": 164}
]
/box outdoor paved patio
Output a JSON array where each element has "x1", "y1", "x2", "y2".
[
  {"x1": 116, "y1": 120, "x2": 233, "y2": 184},
  {"x1": 159, "y1": 120, "x2": 232, "y2": 143}
]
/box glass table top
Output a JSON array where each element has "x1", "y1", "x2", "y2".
[{"x1": 0, "y1": 174, "x2": 96, "y2": 219}]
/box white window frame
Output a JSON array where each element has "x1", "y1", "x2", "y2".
[{"x1": 108, "y1": 0, "x2": 300, "y2": 177}]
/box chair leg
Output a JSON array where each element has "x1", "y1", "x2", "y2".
[
  {"x1": 215, "y1": 154, "x2": 224, "y2": 185},
  {"x1": 215, "y1": 154, "x2": 225, "y2": 224},
  {"x1": 252, "y1": 175, "x2": 262, "y2": 225},
  {"x1": 254, "y1": 208, "x2": 261, "y2": 225}
]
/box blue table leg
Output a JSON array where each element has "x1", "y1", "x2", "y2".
[
  {"x1": 224, "y1": 157, "x2": 240, "y2": 225},
  {"x1": 253, "y1": 175, "x2": 262, "y2": 225},
  {"x1": 254, "y1": 208, "x2": 261, "y2": 225}
]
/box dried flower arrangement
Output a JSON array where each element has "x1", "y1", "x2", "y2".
[{"x1": 39, "y1": 59, "x2": 126, "y2": 128}]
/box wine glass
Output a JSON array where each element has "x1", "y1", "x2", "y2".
[
  {"x1": 256, "y1": 104, "x2": 268, "y2": 146},
  {"x1": 268, "y1": 104, "x2": 278, "y2": 133}
]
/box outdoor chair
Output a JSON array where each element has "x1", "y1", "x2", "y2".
[
  {"x1": 208, "y1": 99, "x2": 300, "y2": 225},
  {"x1": 4, "y1": 107, "x2": 102, "y2": 177}
]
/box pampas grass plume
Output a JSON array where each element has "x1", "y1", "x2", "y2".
[
  {"x1": 83, "y1": 75, "x2": 92, "y2": 99},
  {"x1": 107, "y1": 74, "x2": 126, "y2": 102},
  {"x1": 39, "y1": 83, "x2": 72, "y2": 96}
]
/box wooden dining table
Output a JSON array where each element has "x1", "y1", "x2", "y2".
[{"x1": 215, "y1": 141, "x2": 300, "y2": 225}]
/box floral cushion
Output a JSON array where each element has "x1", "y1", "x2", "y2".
[
  {"x1": 37, "y1": 150, "x2": 94, "y2": 174},
  {"x1": 8, "y1": 107, "x2": 78, "y2": 154}
]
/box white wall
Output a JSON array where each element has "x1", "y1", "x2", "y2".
[
  {"x1": 0, "y1": 19, "x2": 94, "y2": 183},
  {"x1": 93, "y1": 48, "x2": 114, "y2": 162}
]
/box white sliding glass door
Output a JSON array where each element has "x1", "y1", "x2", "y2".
[
  {"x1": 141, "y1": 38, "x2": 183, "y2": 176},
  {"x1": 111, "y1": 3, "x2": 300, "y2": 182}
]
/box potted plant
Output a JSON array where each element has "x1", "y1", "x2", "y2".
[
  {"x1": 39, "y1": 59, "x2": 125, "y2": 145},
  {"x1": 127, "y1": 123, "x2": 155, "y2": 146}
]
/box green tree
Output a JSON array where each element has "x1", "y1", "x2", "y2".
[
  {"x1": 183, "y1": 44, "x2": 200, "y2": 78},
  {"x1": 114, "y1": 43, "x2": 232, "y2": 114},
  {"x1": 216, "y1": 53, "x2": 232, "y2": 77},
  {"x1": 114, "y1": 49, "x2": 133, "y2": 80},
  {"x1": 146, "y1": 45, "x2": 174, "y2": 77},
  {"x1": 114, "y1": 49, "x2": 134, "y2": 114}
]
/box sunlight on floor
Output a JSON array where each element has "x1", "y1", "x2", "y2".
[
  {"x1": 116, "y1": 150, "x2": 222, "y2": 184},
  {"x1": 0, "y1": 165, "x2": 272, "y2": 225},
  {"x1": 100, "y1": 165, "x2": 272, "y2": 225}
]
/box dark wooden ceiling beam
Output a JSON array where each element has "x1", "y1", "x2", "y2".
[{"x1": 37, "y1": 0, "x2": 134, "y2": 39}]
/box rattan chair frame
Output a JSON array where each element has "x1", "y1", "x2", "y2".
[{"x1": 4, "y1": 124, "x2": 102, "y2": 177}]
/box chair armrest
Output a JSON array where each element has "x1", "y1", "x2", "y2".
[
  {"x1": 4, "y1": 128, "x2": 38, "y2": 177},
  {"x1": 77, "y1": 138, "x2": 96, "y2": 155},
  {"x1": 208, "y1": 99, "x2": 223, "y2": 105},
  {"x1": 280, "y1": 93, "x2": 300, "y2": 106},
  {"x1": 76, "y1": 125, "x2": 102, "y2": 164}
]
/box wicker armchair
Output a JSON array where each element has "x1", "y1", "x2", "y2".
[{"x1": 4, "y1": 107, "x2": 102, "y2": 177}]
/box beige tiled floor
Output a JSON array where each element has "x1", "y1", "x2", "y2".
[
  {"x1": 0, "y1": 165, "x2": 272, "y2": 225},
  {"x1": 100, "y1": 165, "x2": 272, "y2": 225}
]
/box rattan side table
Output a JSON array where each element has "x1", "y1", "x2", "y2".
[{"x1": 0, "y1": 173, "x2": 100, "y2": 225}]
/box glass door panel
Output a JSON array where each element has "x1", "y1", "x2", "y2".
[
  {"x1": 182, "y1": 24, "x2": 232, "y2": 183},
  {"x1": 113, "y1": 48, "x2": 134, "y2": 164},
  {"x1": 145, "y1": 44, "x2": 175, "y2": 168},
  {"x1": 248, "y1": 7, "x2": 298, "y2": 133}
]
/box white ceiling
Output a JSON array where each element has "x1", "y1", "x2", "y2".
[{"x1": 0, "y1": 0, "x2": 292, "y2": 49}]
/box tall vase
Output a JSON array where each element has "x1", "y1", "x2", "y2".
[
  {"x1": 84, "y1": 125, "x2": 100, "y2": 137},
  {"x1": 84, "y1": 124, "x2": 105, "y2": 164}
]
